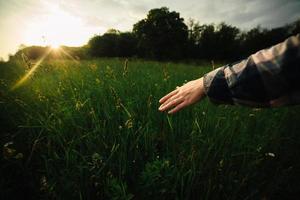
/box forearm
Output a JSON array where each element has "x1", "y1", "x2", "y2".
[{"x1": 203, "y1": 34, "x2": 300, "y2": 107}]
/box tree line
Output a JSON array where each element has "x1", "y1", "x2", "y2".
[{"x1": 12, "y1": 7, "x2": 300, "y2": 62}]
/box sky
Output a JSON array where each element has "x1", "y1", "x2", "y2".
[{"x1": 0, "y1": 0, "x2": 300, "y2": 60}]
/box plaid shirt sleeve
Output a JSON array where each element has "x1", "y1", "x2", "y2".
[{"x1": 203, "y1": 34, "x2": 300, "y2": 107}]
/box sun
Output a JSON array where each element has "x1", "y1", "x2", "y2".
[
  {"x1": 50, "y1": 42, "x2": 61, "y2": 50},
  {"x1": 24, "y1": 2, "x2": 90, "y2": 49}
]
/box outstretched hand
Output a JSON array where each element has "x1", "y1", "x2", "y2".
[{"x1": 158, "y1": 77, "x2": 206, "y2": 114}]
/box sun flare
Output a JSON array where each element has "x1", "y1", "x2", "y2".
[
  {"x1": 23, "y1": 2, "x2": 92, "y2": 48},
  {"x1": 50, "y1": 42, "x2": 61, "y2": 50}
]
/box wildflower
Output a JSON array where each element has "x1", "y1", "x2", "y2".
[
  {"x1": 253, "y1": 108, "x2": 261, "y2": 112},
  {"x1": 95, "y1": 78, "x2": 100, "y2": 84},
  {"x1": 123, "y1": 59, "x2": 129, "y2": 76},
  {"x1": 15, "y1": 153, "x2": 23, "y2": 159},
  {"x1": 0, "y1": 79, "x2": 7, "y2": 87},
  {"x1": 37, "y1": 93, "x2": 46, "y2": 101},
  {"x1": 3, "y1": 146, "x2": 16, "y2": 159},
  {"x1": 75, "y1": 101, "x2": 82, "y2": 110},
  {"x1": 257, "y1": 146, "x2": 262, "y2": 152},
  {"x1": 163, "y1": 66, "x2": 170, "y2": 81},
  {"x1": 164, "y1": 160, "x2": 170, "y2": 166},
  {"x1": 40, "y1": 176, "x2": 49, "y2": 192},
  {"x1": 75, "y1": 99, "x2": 89, "y2": 111},
  {"x1": 3, "y1": 142, "x2": 22, "y2": 160},
  {"x1": 21, "y1": 52, "x2": 32, "y2": 70},
  {"x1": 125, "y1": 119, "x2": 133, "y2": 129},
  {"x1": 265, "y1": 152, "x2": 275, "y2": 157},
  {"x1": 89, "y1": 63, "x2": 97, "y2": 71},
  {"x1": 147, "y1": 94, "x2": 153, "y2": 108},
  {"x1": 219, "y1": 159, "x2": 224, "y2": 167},
  {"x1": 89, "y1": 109, "x2": 95, "y2": 115},
  {"x1": 105, "y1": 66, "x2": 116, "y2": 80}
]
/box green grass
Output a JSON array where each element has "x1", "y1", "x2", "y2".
[{"x1": 0, "y1": 58, "x2": 300, "y2": 200}]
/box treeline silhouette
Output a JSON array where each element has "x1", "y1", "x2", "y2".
[{"x1": 12, "y1": 7, "x2": 300, "y2": 62}]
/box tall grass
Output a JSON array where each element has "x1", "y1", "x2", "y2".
[{"x1": 0, "y1": 58, "x2": 300, "y2": 199}]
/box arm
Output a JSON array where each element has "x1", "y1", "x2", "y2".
[
  {"x1": 204, "y1": 34, "x2": 300, "y2": 107},
  {"x1": 159, "y1": 34, "x2": 300, "y2": 114}
]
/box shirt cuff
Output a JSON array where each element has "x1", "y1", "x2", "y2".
[{"x1": 203, "y1": 66, "x2": 233, "y2": 104}]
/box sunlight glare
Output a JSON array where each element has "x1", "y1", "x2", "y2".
[
  {"x1": 50, "y1": 42, "x2": 61, "y2": 50},
  {"x1": 24, "y1": 2, "x2": 91, "y2": 47},
  {"x1": 11, "y1": 48, "x2": 52, "y2": 90}
]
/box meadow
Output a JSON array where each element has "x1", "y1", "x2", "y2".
[{"x1": 0, "y1": 58, "x2": 300, "y2": 199}]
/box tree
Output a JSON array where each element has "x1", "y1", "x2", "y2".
[
  {"x1": 197, "y1": 24, "x2": 217, "y2": 60},
  {"x1": 88, "y1": 33, "x2": 118, "y2": 57},
  {"x1": 214, "y1": 23, "x2": 240, "y2": 60},
  {"x1": 290, "y1": 19, "x2": 300, "y2": 35},
  {"x1": 186, "y1": 19, "x2": 203, "y2": 59},
  {"x1": 117, "y1": 32, "x2": 137, "y2": 57},
  {"x1": 133, "y1": 7, "x2": 188, "y2": 60},
  {"x1": 88, "y1": 30, "x2": 137, "y2": 58},
  {"x1": 239, "y1": 26, "x2": 285, "y2": 57}
]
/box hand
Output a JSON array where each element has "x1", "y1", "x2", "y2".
[{"x1": 158, "y1": 77, "x2": 206, "y2": 114}]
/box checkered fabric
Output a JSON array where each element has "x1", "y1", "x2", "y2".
[{"x1": 203, "y1": 34, "x2": 300, "y2": 107}]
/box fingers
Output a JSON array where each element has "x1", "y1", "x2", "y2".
[
  {"x1": 159, "y1": 96, "x2": 184, "y2": 112},
  {"x1": 159, "y1": 89, "x2": 178, "y2": 104},
  {"x1": 160, "y1": 93, "x2": 178, "y2": 109},
  {"x1": 168, "y1": 101, "x2": 186, "y2": 114},
  {"x1": 158, "y1": 78, "x2": 205, "y2": 114}
]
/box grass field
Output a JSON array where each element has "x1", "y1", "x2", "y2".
[{"x1": 1, "y1": 58, "x2": 300, "y2": 200}]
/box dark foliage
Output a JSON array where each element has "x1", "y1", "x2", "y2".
[
  {"x1": 133, "y1": 7, "x2": 188, "y2": 60},
  {"x1": 10, "y1": 7, "x2": 300, "y2": 62},
  {"x1": 88, "y1": 30, "x2": 137, "y2": 58},
  {"x1": 86, "y1": 7, "x2": 300, "y2": 62}
]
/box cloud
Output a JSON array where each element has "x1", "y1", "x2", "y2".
[
  {"x1": 221, "y1": 0, "x2": 300, "y2": 28},
  {"x1": 175, "y1": 0, "x2": 300, "y2": 29},
  {"x1": 0, "y1": 0, "x2": 299, "y2": 60},
  {"x1": 84, "y1": 16, "x2": 105, "y2": 27}
]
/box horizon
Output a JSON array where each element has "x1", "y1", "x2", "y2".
[{"x1": 1, "y1": 0, "x2": 300, "y2": 60}]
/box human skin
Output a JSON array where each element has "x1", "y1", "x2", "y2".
[{"x1": 158, "y1": 77, "x2": 206, "y2": 114}]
